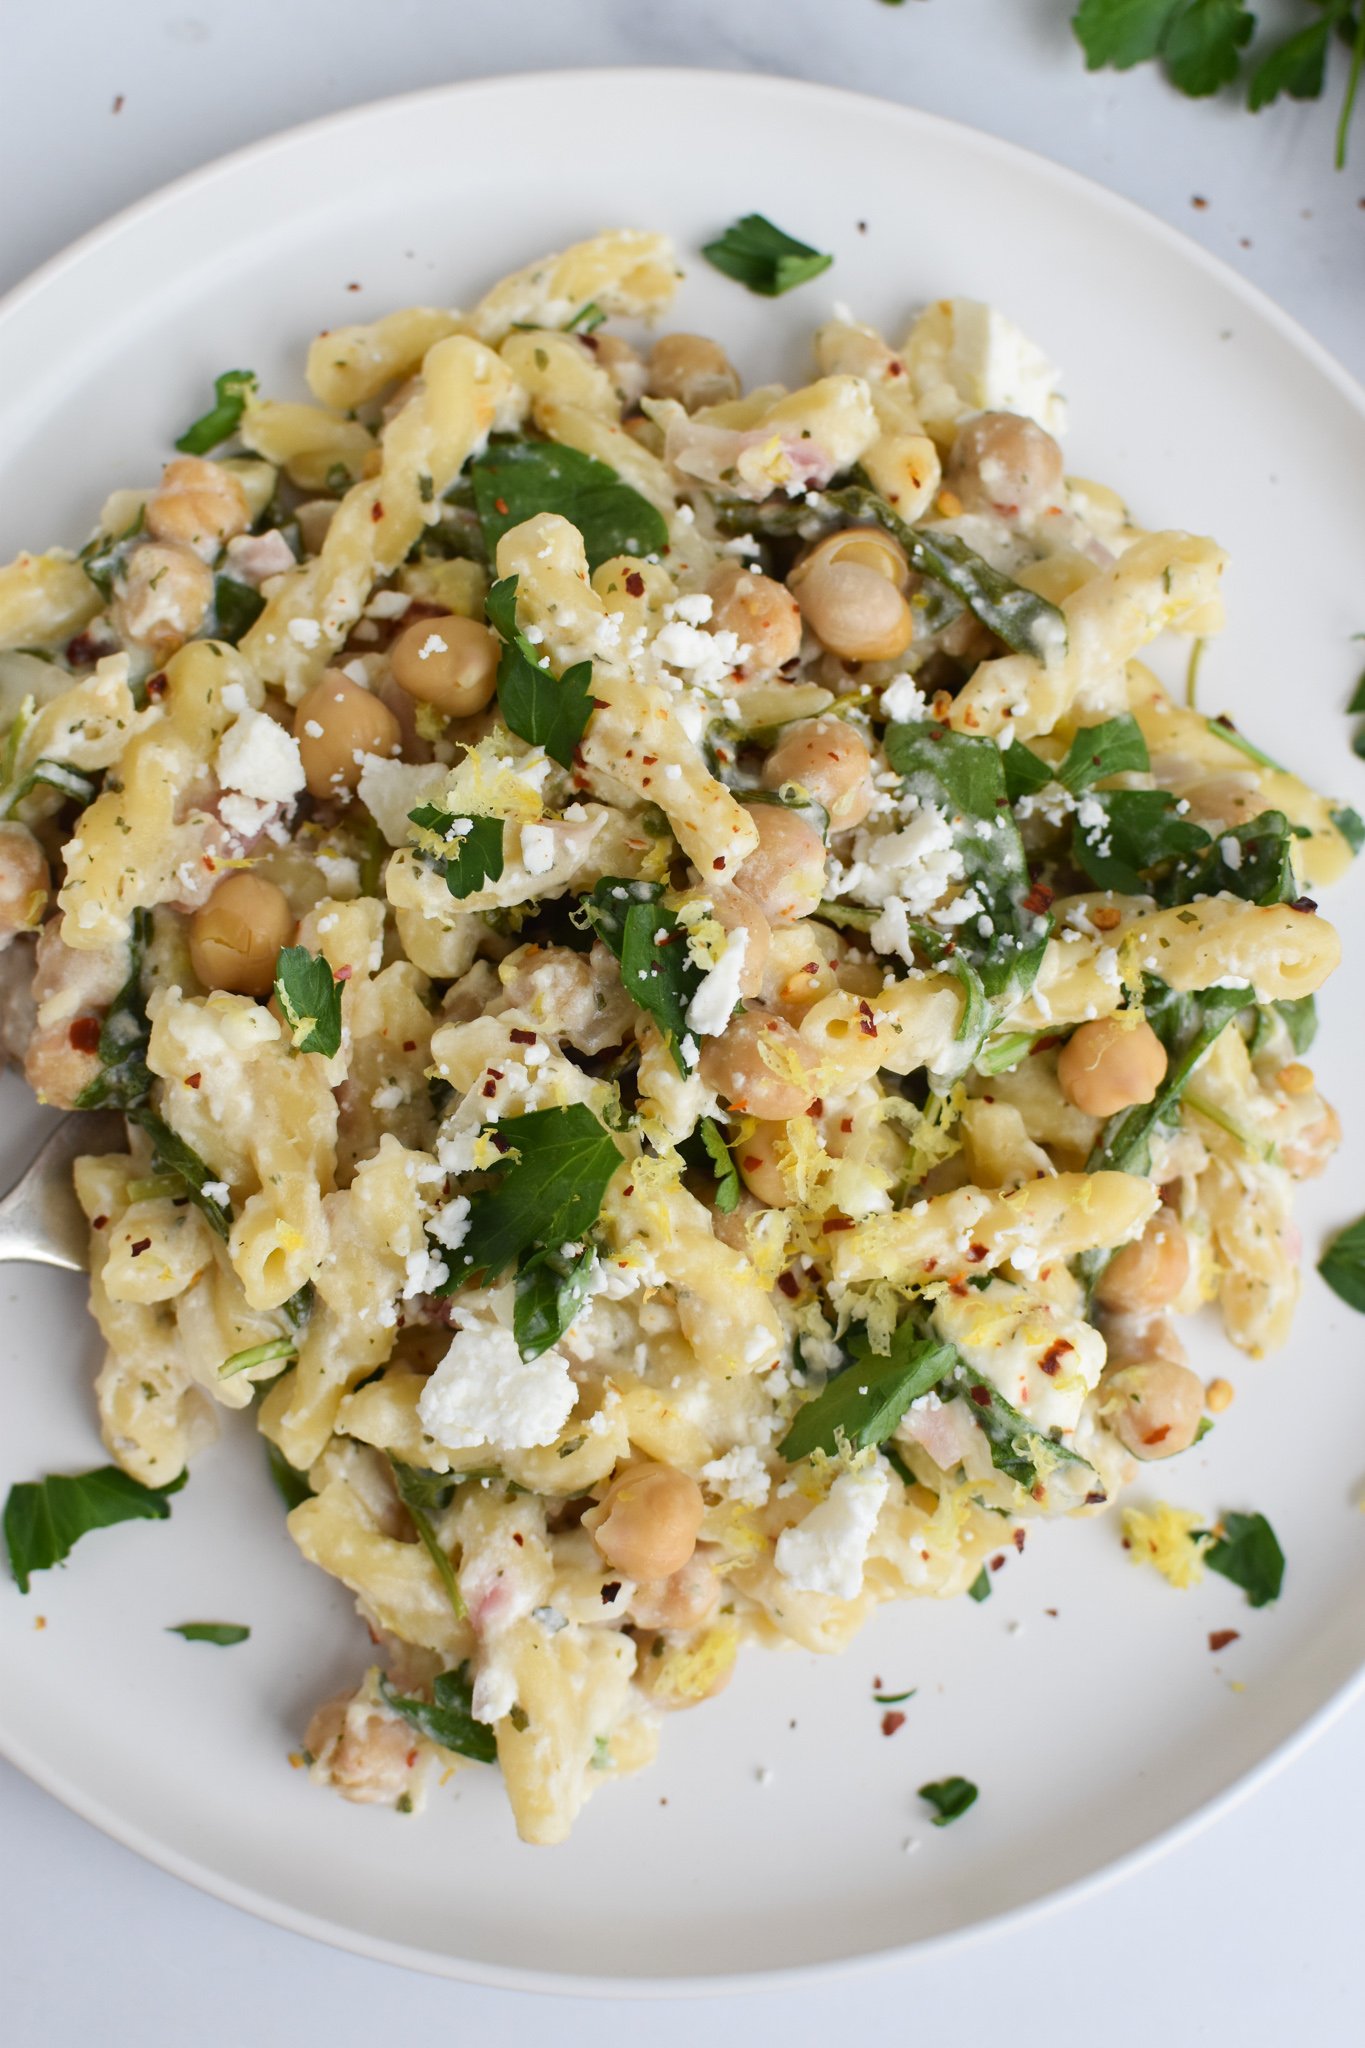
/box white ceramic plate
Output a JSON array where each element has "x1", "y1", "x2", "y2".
[{"x1": 2, "y1": 69, "x2": 1364, "y2": 1996}]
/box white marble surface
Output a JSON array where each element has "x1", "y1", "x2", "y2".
[{"x1": 2, "y1": 3, "x2": 1362, "y2": 2041}]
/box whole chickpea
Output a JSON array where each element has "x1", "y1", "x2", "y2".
[
  {"x1": 705, "y1": 562, "x2": 802, "y2": 675},
  {"x1": 628, "y1": 1550, "x2": 722, "y2": 1631},
  {"x1": 944, "y1": 411, "x2": 1064, "y2": 524},
  {"x1": 389, "y1": 611, "x2": 499, "y2": 717},
  {"x1": 0, "y1": 824, "x2": 50, "y2": 944},
  {"x1": 589, "y1": 332, "x2": 647, "y2": 408},
  {"x1": 111, "y1": 542, "x2": 214, "y2": 658},
  {"x1": 293, "y1": 671, "x2": 402, "y2": 798},
  {"x1": 1057, "y1": 1016, "x2": 1167, "y2": 1118},
  {"x1": 1282, "y1": 1100, "x2": 1341, "y2": 1179},
  {"x1": 761, "y1": 716, "x2": 874, "y2": 831},
  {"x1": 786, "y1": 544, "x2": 913, "y2": 663},
  {"x1": 588, "y1": 1463, "x2": 705, "y2": 1582},
  {"x1": 733, "y1": 802, "x2": 826, "y2": 925},
  {"x1": 735, "y1": 1119, "x2": 794, "y2": 1207},
  {"x1": 1100, "y1": 1358, "x2": 1206, "y2": 1460},
  {"x1": 145, "y1": 456, "x2": 251, "y2": 561},
  {"x1": 1095, "y1": 1211, "x2": 1190, "y2": 1314},
  {"x1": 676, "y1": 884, "x2": 770, "y2": 999},
  {"x1": 698, "y1": 1008, "x2": 815, "y2": 1119},
  {"x1": 646, "y1": 332, "x2": 742, "y2": 412},
  {"x1": 188, "y1": 871, "x2": 295, "y2": 996}
]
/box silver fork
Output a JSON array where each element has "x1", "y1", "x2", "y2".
[{"x1": 0, "y1": 1112, "x2": 125, "y2": 1270}]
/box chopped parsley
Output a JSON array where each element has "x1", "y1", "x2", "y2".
[
  {"x1": 377, "y1": 1666, "x2": 497, "y2": 1763},
  {"x1": 1204, "y1": 1509, "x2": 1286, "y2": 1607},
  {"x1": 918, "y1": 1774, "x2": 979, "y2": 1827},
  {"x1": 409, "y1": 805, "x2": 505, "y2": 899},
  {"x1": 174, "y1": 369, "x2": 257, "y2": 455},
  {"x1": 273, "y1": 946, "x2": 344, "y2": 1057},
  {"x1": 701, "y1": 213, "x2": 834, "y2": 296},
  {"x1": 472, "y1": 440, "x2": 667, "y2": 570},
  {"x1": 167, "y1": 1621, "x2": 250, "y2": 1646},
  {"x1": 485, "y1": 574, "x2": 596, "y2": 767}
]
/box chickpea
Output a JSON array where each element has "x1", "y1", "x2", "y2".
[
  {"x1": 1057, "y1": 1016, "x2": 1167, "y2": 1118},
  {"x1": 676, "y1": 884, "x2": 770, "y2": 998},
  {"x1": 646, "y1": 332, "x2": 741, "y2": 412},
  {"x1": 589, "y1": 1463, "x2": 705, "y2": 1582},
  {"x1": 589, "y1": 332, "x2": 647, "y2": 408},
  {"x1": 698, "y1": 1008, "x2": 815, "y2": 1119},
  {"x1": 628, "y1": 1551, "x2": 722, "y2": 1631},
  {"x1": 734, "y1": 802, "x2": 826, "y2": 925},
  {"x1": 705, "y1": 562, "x2": 802, "y2": 675},
  {"x1": 304, "y1": 1691, "x2": 420, "y2": 1805},
  {"x1": 111, "y1": 542, "x2": 214, "y2": 658},
  {"x1": 735, "y1": 1119, "x2": 793, "y2": 1207},
  {"x1": 787, "y1": 554, "x2": 913, "y2": 663},
  {"x1": 293, "y1": 670, "x2": 402, "y2": 798},
  {"x1": 1095, "y1": 1211, "x2": 1190, "y2": 1314},
  {"x1": 188, "y1": 872, "x2": 295, "y2": 996},
  {"x1": 0, "y1": 824, "x2": 50, "y2": 944},
  {"x1": 389, "y1": 611, "x2": 499, "y2": 717},
  {"x1": 762, "y1": 716, "x2": 874, "y2": 831},
  {"x1": 944, "y1": 411, "x2": 1064, "y2": 524},
  {"x1": 1282, "y1": 1100, "x2": 1341, "y2": 1180},
  {"x1": 1100, "y1": 1359, "x2": 1205, "y2": 1461},
  {"x1": 145, "y1": 455, "x2": 250, "y2": 561}
]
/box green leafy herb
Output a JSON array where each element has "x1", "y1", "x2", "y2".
[
  {"x1": 213, "y1": 576, "x2": 266, "y2": 645},
  {"x1": 128, "y1": 1108, "x2": 233, "y2": 1238},
  {"x1": 1318, "y1": 1212, "x2": 1365, "y2": 1311},
  {"x1": 698, "y1": 1116, "x2": 741, "y2": 1213},
  {"x1": 562, "y1": 300, "x2": 607, "y2": 333},
  {"x1": 1270, "y1": 993, "x2": 1318, "y2": 1055},
  {"x1": 440, "y1": 1104, "x2": 622, "y2": 1289},
  {"x1": 701, "y1": 213, "x2": 834, "y2": 296},
  {"x1": 409, "y1": 804, "x2": 506, "y2": 899},
  {"x1": 387, "y1": 1458, "x2": 465, "y2": 1620},
  {"x1": 175, "y1": 369, "x2": 258, "y2": 455},
  {"x1": 514, "y1": 1242, "x2": 598, "y2": 1359},
  {"x1": 967, "y1": 1566, "x2": 992, "y2": 1602},
  {"x1": 1330, "y1": 803, "x2": 1365, "y2": 854},
  {"x1": 779, "y1": 1326, "x2": 955, "y2": 1463},
  {"x1": 377, "y1": 1667, "x2": 498, "y2": 1763},
  {"x1": 485, "y1": 574, "x2": 596, "y2": 767},
  {"x1": 472, "y1": 440, "x2": 668, "y2": 570},
  {"x1": 167, "y1": 1621, "x2": 250, "y2": 1646},
  {"x1": 581, "y1": 877, "x2": 704, "y2": 1072},
  {"x1": 918, "y1": 1774, "x2": 979, "y2": 1827},
  {"x1": 265, "y1": 1440, "x2": 312, "y2": 1511},
  {"x1": 1004, "y1": 711, "x2": 1151, "y2": 801},
  {"x1": 1070, "y1": 788, "x2": 1210, "y2": 895},
  {"x1": 4, "y1": 1464, "x2": 186, "y2": 1593},
  {"x1": 80, "y1": 507, "x2": 145, "y2": 601},
  {"x1": 219, "y1": 1335, "x2": 298, "y2": 1379},
  {"x1": 951, "y1": 1363, "x2": 1094, "y2": 1494},
  {"x1": 1165, "y1": 808, "x2": 1297, "y2": 907},
  {"x1": 1204, "y1": 1509, "x2": 1285, "y2": 1606},
  {"x1": 273, "y1": 945, "x2": 344, "y2": 1057},
  {"x1": 1087, "y1": 978, "x2": 1247, "y2": 1177},
  {"x1": 872, "y1": 1687, "x2": 917, "y2": 1704},
  {"x1": 74, "y1": 907, "x2": 153, "y2": 1110},
  {"x1": 0, "y1": 757, "x2": 98, "y2": 823},
  {"x1": 1348, "y1": 669, "x2": 1365, "y2": 716}
]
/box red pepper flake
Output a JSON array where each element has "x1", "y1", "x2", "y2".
[
  {"x1": 1038, "y1": 1337, "x2": 1074, "y2": 1377},
  {"x1": 625, "y1": 571, "x2": 645, "y2": 597},
  {"x1": 600, "y1": 1580, "x2": 621, "y2": 1602},
  {"x1": 990, "y1": 1553, "x2": 1006, "y2": 1571},
  {"x1": 966, "y1": 1241, "x2": 989, "y2": 1264},
  {"x1": 1022, "y1": 882, "x2": 1054, "y2": 916},
  {"x1": 857, "y1": 1002, "x2": 877, "y2": 1038},
  {"x1": 489, "y1": 1132, "x2": 511, "y2": 1153},
  {"x1": 880, "y1": 1710, "x2": 906, "y2": 1738},
  {"x1": 145, "y1": 671, "x2": 168, "y2": 701},
  {"x1": 481, "y1": 1079, "x2": 498, "y2": 1098},
  {"x1": 1083, "y1": 1490, "x2": 1107, "y2": 1506},
  {"x1": 371, "y1": 500, "x2": 384, "y2": 523},
  {"x1": 406, "y1": 1748, "x2": 418, "y2": 1768},
  {"x1": 1209, "y1": 1629, "x2": 1240, "y2": 1653},
  {"x1": 34, "y1": 1614, "x2": 47, "y2": 1629},
  {"x1": 112, "y1": 94, "x2": 124, "y2": 113},
  {"x1": 494, "y1": 496, "x2": 509, "y2": 517},
  {"x1": 823, "y1": 1217, "x2": 854, "y2": 1233},
  {"x1": 1289, "y1": 896, "x2": 1318, "y2": 914},
  {"x1": 347, "y1": 281, "x2": 363, "y2": 293},
  {"x1": 969, "y1": 1386, "x2": 992, "y2": 1408},
  {"x1": 840, "y1": 1117, "x2": 853, "y2": 1134},
  {"x1": 1028, "y1": 1034, "x2": 1061, "y2": 1056},
  {"x1": 402, "y1": 1039, "x2": 417, "y2": 1052},
  {"x1": 712, "y1": 856, "x2": 727, "y2": 871},
  {"x1": 807, "y1": 1097, "x2": 823, "y2": 1117},
  {"x1": 336, "y1": 964, "x2": 353, "y2": 981},
  {"x1": 948, "y1": 1277, "x2": 969, "y2": 1296},
  {"x1": 130, "y1": 1238, "x2": 152, "y2": 1257},
  {"x1": 1012, "y1": 1528, "x2": 1026, "y2": 1552},
  {"x1": 186, "y1": 1072, "x2": 201, "y2": 1089},
  {"x1": 92, "y1": 1216, "x2": 108, "y2": 1231},
  {"x1": 1044, "y1": 1607, "x2": 1059, "y2": 1617},
  {"x1": 1191, "y1": 194, "x2": 1209, "y2": 210},
  {"x1": 512, "y1": 1532, "x2": 524, "y2": 1547},
  {"x1": 641, "y1": 753, "x2": 658, "y2": 766},
  {"x1": 777, "y1": 1270, "x2": 800, "y2": 1299},
  {"x1": 68, "y1": 1016, "x2": 101, "y2": 1054},
  {"x1": 742, "y1": 1155, "x2": 762, "y2": 1170},
  {"x1": 509, "y1": 1028, "x2": 537, "y2": 1044},
  {"x1": 622, "y1": 1185, "x2": 634, "y2": 1197},
  {"x1": 1142, "y1": 1425, "x2": 1172, "y2": 1446}
]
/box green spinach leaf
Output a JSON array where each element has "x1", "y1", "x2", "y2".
[
  {"x1": 701, "y1": 213, "x2": 834, "y2": 296},
  {"x1": 1070, "y1": 788, "x2": 1210, "y2": 894},
  {"x1": 5, "y1": 1464, "x2": 186, "y2": 1593},
  {"x1": 1204, "y1": 1509, "x2": 1285, "y2": 1606},
  {"x1": 377, "y1": 1666, "x2": 497, "y2": 1763},
  {"x1": 472, "y1": 441, "x2": 667, "y2": 571}
]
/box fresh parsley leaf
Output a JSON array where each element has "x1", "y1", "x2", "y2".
[
  {"x1": 1204, "y1": 1509, "x2": 1285, "y2": 1606},
  {"x1": 1166, "y1": 808, "x2": 1297, "y2": 906},
  {"x1": 1319, "y1": 1212, "x2": 1365, "y2": 1311},
  {"x1": 273, "y1": 945, "x2": 344, "y2": 1057},
  {"x1": 1330, "y1": 803, "x2": 1365, "y2": 855},
  {"x1": 581, "y1": 878, "x2": 703, "y2": 1073},
  {"x1": 1055, "y1": 714, "x2": 1151, "y2": 792},
  {"x1": 1248, "y1": 12, "x2": 1336, "y2": 109},
  {"x1": 967, "y1": 1566, "x2": 992, "y2": 1603},
  {"x1": 699, "y1": 1117, "x2": 741, "y2": 1213},
  {"x1": 174, "y1": 370, "x2": 258, "y2": 455},
  {"x1": 514, "y1": 1243, "x2": 598, "y2": 1359},
  {"x1": 918, "y1": 1774, "x2": 979, "y2": 1826},
  {"x1": 701, "y1": 213, "x2": 834, "y2": 296},
  {"x1": 1074, "y1": 0, "x2": 1177, "y2": 69},
  {"x1": 377, "y1": 1667, "x2": 497, "y2": 1763},
  {"x1": 4, "y1": 1464, "x2": 186, "y2": 1593},
  {"x1": 388, "y1": 1458, "x2": 465, "y2": 1620},
  {"x1": 1163, "y1": 0, "x2": 1256, "y2": 95},
  {"x1": 265, "y1": 1440, "x2": 313, "y2": 1511},
  {"x1": 1347, "y1": 669, "x2": 1365, "y2": 716},
  {"x1": 952, "y1": 1364, "x2": 1094, "y2": 1494},
  {"x1": 779, "y1": 1327, "x2": 955, "y2": 1463},
  {"x1": 1070, "y1": 788, "x2": 1210, "y2": 894},
  {"x1": 74, "y1": 907, "x2": 153, "y2": 1110},
  {"x1": 442, "y1": 1104, "x2": 622, "y2": 1288},
  {"x1": 472, "y1": 440, "x2": 668, "y2": 571},
  {"x1": 409, "y1": 805, "x2": 506, "y2": 899},
  {"x1": 213, "y1": 576, "x2": 266, "y2": 645},
  {"x1": 485, "y1": 574, "x2": 596, "y2": 767},
  {"x1": 167, "y1": 1621, "x2": 250, "y2": 1645}
]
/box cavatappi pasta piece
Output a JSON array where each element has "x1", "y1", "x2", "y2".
[
  {"x1": 959, "y1": 1099, "x2": 1055, "y2": 1189},
  {"x1": 0, "y1": 550, "x2": 101, "y2": 650},
  {"x1": 466, "y1": 229, "x2": 678, "y2": 345},
  {"x1": 306, "y1": 306, "x2": 463, "y2": 411},
  {"x1": 239, "y1": 397, "x2": 376, "y2": 492},
  {"x1": 492, "y1": 1617, "x2": 643, "y2": 1845},
  {"x1": 288, "y1": 1473, "x2": 473, "y2": 1662},
  {"x1": 813, "y1": 318, "x2": 940, "y2": 520},
  {"x1": 795, "y1": 972, "x2": 965, "y2": 1090},
  {"x1": 659, "y1": 376, "x2": 880, "y2": 501},
  {"x1": 500, "y1": 331, "x2": 623, "y2": 419},
  {"x1": 243, "y1": 335, "x2": 522, "y2": 700},
  {"x1": 948, "y1": 532, "x2": 1228, "y2": 739},
  {"x1": 831, "y1": 1171, "x2": 1159, "y2": 1286},
  {"x1": 530, "y1": 398, "x2": 677, "y2": 513},
  {"x1": 1117, "y1": 897, "x2": 1340, "y2": 1003}
]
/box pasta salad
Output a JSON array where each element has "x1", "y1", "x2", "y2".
[{"x1": 0, "y1": 227, "x2": 1351, "y2": 1844}]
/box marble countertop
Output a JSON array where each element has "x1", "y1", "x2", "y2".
[{"x1": 2, "y1": 5, "x2": 1361, "y2": 2043}]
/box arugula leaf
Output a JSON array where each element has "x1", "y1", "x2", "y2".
[
  {"x1": 265, "y1": 1439, "x2": 313, "y2": 1511},
  {"x1": 1070, "y1": 788, "x2": 1210, "y2": 894},
  {"x1": 75, "y1": 907, "x2": 153, "y2": 1110},
  {"x1": 701, "y1": 213, "x2": 834, "y2": 296},
  {"x1": 213, "y1": 576, "x2": 266, "y2": 645},
  {"x1": 409, "y1": 805, "x2": 506, "y2": 899},
  {"x1": 581, "y1": 877, "x2": 704, "y2": 1073},
  {"x1": 80, "y1": 507, "x2": 145, "y2": 601},
  {"x1": 1204, "y1": 1509, "x2": 1285, "y2": 1606},
  {"x1": 485, "y1": 575, "x2": 596, "y2": 767},
  {"x1": 167, "y1": 1621, "x2": 250, "y2": 1645},
  {"x1": 1003, "y1": 740, "x2": 1055, "y2": 801},
  {"x1": 1318, "y1": 1212, "x2": 1365, "y2": 1311},
  {"x1": 388, "y1": 1458, "x2": 465, "y2": 1620},
  {"x1": 778, "y1": 1327, "x2": 955, "y2": 1463},
  {"x1": 1087, "y1": 977, "x2": 1247, "y2": 1176},
  {"x1": 273, "y1": 946, "x2": 344, "y2": 1057},
  {"x1": 918, "y1": 1774, "x2": 979, "y2": 1826},
  {"x1": 829, "y1": 484, "x2": 1067, "y2": 661},
  {"x1": 219, "y1": 1335, "x2": 297, "y2": 1379},
  {"x1": 4, "y1": 1464, "x2": 186, "y2": 1593},
  {"x1": 377, "y1": 1667, "x2": 497, "y2": 1763},
  {"x1": 472, "y1": 440, "x2": 668, "y2": 571},
  {"x1": 699, "y1": 1117, "x2": 741, "y2": 1213},
  {"x1": 514, "y1": 1243, "x2": 597, "y2": 1359},
  {"x1": 951, "y1": 1364, "x2": 1094, "y2": 1494},
  {"x1": 1273, "y1": 992, "x2": 1318, "y2": 1055},
  {"x1": 128, "y1": 1108, "x2": 233, "y2": 1238},
  {"x1": 1056, "y1": 715, "x2": 1151, "y2": 792},
  {"x1": 967, "y1": 1566, "x2": 992, "y2": 1603},
  {"x1": 0, "y1": 758, "x2": 98, "y2": 823},
  {"x1": 1166, "y1": 808, "x2": 1297, "y2": 906},
  {"x1": 441, "y1": 1104, "x2": 622, "y2": 1288},
  {"x1": 1330, "y1": 803, "x2": 1365, "y2": 855},
  {"x1": 175, "y1": 370, "x2": 258, "y2": 455}
]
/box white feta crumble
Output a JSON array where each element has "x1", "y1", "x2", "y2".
[
  {"x1": 700, "y1": 1445, "x2": 771, "y2": 1508},
  {"x1": 219, "y1": 682, "x2": 248, "y2": 716},
  {"x1": 286, "y1": 617, "x2": 322, "y2": 648},
  {"x1": 402, "y1": 1245, "x2": 450, "y2": 1299},
  {"x1": 215, "y1": 708, "x2": 306, "y2": 805},
  {"x1": 668, "y1": 591, "x2": 714, "y2": 627},
  {"x1": 1219, "y1": 834, "x2": 1243, "y2": 871},
  {"x1": 371, "y1": 1081, "x2": 405, "y2": 1112},
  {"x1": 428, "y1": 1195, "x2": 471, "y2": 1251},
  {"x1": 773, "y1": 1466, "x2": 889, "y2": 1601},
  {"x1": 217, "y1": 792, "x2": 273, "y2": 840},
  {"x1": 418, "y1": 1307, "x2": 577, "y2": 1451},
  {"x1": 879, "y1": 673, "x2": 929, "y2": 724},
  {"x1": 519, "y1": 821, "x2": 557, "y2": 876},
  {"x1": 684, "y1": 926, "x2": 747, "y2": 1038},
  {"x1": 832, "y1": 797, "x2": 965, "y2": 916},
  {"x1": 201, "y1": 1180, "x2": 230, "y2": 1205}
]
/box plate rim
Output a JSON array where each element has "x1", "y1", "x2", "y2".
[{"x1": 2, "y1": 63, "x2": 1363, "y2": 1996}]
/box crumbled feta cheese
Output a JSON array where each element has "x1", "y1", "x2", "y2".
[
  {"x1": 201, "y1": 1180, "x2": 230, "y2": 1205},
  {"x1": 685, "y1": 927, "x2": 747, "y2": 1038},
  {"x1": 371, "y1": 1081, "x2": 405, "y2": 1111},
  {"x1": 402, "y1": 1245, "x2": 449, "y2": 1299},
  {"x1": 520, "y1": 821, "x2": 557, "y2": 876},
  {"x1": 215, "y1": 708, "x2": 306, "y2": 805},
  {"x1": 286, "y1": 617, "x2": 322, "y2": 648},
  {"x1": 880, "y1": 673, "x2": 929, "y2": 724},
  {"x1": 418, "y1": 1308, "x2": 577, "y2": 1450},
  {"x1": 428, "y1": 1195, "x2": 471, "y2": 1251},
  {"x1": 774, "y1": 1466, "x2": 889, "y2": 1600},
  {"x1": 701, "y1": 1445, "x2": 771, "y2": 1508}
]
